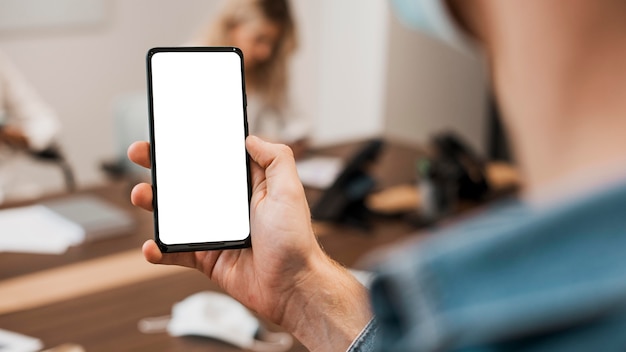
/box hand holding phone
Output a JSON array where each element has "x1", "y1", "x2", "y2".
[
  {"x1": 128, "y1": 136, "x2": 373, "y2": 350},
  {"x1": 147, "y1": 47, "x2": 251, "y2": 252}
]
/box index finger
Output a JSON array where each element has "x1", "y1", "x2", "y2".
[{"x1": 128, "y1": 141, "x2": 151, "y2": 169}]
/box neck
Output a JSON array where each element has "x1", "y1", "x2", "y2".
[{"x1": 484, "y1": 1, "x2": 626, "y2": 198}]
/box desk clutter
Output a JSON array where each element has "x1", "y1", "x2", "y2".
[
  {"x1": 0, "y1": 328, "x2": 42, "y2": 352},
  {"x1": 0, "y1": 195, "x2": 134, "y2": 254},
  {"x1": 305, "y1": 135, "x2": 520, "y2": 230},
  {"x1": 0, "y1": 328, "x2": 84, "y2": 352},
  {"x1": 366, "y1": 162, "x2": 520, "y2": 215}
]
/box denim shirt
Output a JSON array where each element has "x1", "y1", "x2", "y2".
[{"x1": 348, "y1": 180, "x2": 626, "y2": 351}]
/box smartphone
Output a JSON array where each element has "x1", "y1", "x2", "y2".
[{"x1": 146, "y1": 47, "x2": 251, "y2": 252}]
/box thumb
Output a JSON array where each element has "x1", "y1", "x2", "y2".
[{"x1": 246, "y1": 135, "x2": 302, "y2": 193}]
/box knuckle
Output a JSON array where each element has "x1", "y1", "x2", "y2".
[{"x1": 276, "y1": 144, "x2": 294, "y2": 159}]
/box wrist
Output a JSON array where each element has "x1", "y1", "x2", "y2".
[{"x1": 280, "y1": 251, "x2": 372, "y2": 351}]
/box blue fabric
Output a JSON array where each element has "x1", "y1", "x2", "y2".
[
  {"x1": 351, "y1": 180, "x2": 626, "y2": 351},
  {"x1": 347, "y1": 319, "x2": 379, "y2": 352}
]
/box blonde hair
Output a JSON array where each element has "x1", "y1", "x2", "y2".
[{"x1": 196, "y1": 0, "x2": 297, "y2": 110}]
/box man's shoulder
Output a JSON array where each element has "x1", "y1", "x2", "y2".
[{"x1": 370, "y1": 179, "x2": 626, "y2": 351}]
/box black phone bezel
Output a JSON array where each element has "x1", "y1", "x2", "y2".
[{"x1": 146, "y1": 46, "x2": 252, "y2": 252}]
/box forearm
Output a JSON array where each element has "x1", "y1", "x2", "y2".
[{"x1": 280, "y1": 252, "x2": 373, "y2": 351}]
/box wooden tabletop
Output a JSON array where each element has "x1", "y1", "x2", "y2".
[{"x1": 0, "y1": 140, "x2": 424, "y2": 351}]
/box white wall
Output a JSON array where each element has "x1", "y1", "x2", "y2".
[
  {"x1": 0, "y1": 0, "x2": 487, "y2": 197},
  {"x1": 382, "y1": 11, "x2": 489, "y2": 152},
  {"x1": 310, "y1": 0, "x2": 389, "y2": 146}
]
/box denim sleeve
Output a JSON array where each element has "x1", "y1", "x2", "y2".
[
  {"x1": 366, "y1": 187, "x2": 626, "y2": 351},
  {"x1": 346, "y1": 319, "x2": 378, "y2": 352}
]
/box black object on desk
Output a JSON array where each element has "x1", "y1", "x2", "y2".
[{"x1": 311, "y1": 139, "x2": 384, "y2": 228}]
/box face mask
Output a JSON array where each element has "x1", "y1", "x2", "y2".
[
  {"x1": 391, "y1": 0, "x2": 477, "y2": 57},
  {"x1": 139, "y1": 291, "x2": 293, "y2": 352}
]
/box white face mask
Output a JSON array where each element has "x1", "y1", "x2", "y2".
[
  {"x1": 139, "y1": 291, "x2": 292, "y2": 352},
  {"x1": 391, "y1": 0, "x2": 478, "y2": 57}
]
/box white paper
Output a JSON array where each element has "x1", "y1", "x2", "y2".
[
  {"x1": 0, "y1": 328, "x2": 43, "y2": 352},
  {"x1": 0, "y1": 205, "x2": 84, "y2": 255},
  {"x1": 296, "y1": 156, "x2": 344, "y2": 189}
]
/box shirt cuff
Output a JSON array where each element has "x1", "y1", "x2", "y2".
[{"x1": 346, "y1": 318, "x2": 378, "y2": 352}]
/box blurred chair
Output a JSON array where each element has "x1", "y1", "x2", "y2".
[{"x1": 30, "y1": 144, "x2": 76, "y2": 192}]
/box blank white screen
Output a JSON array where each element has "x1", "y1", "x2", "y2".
[{"x1": 150, "y1": 50, "x2": 250, "y2": 245}]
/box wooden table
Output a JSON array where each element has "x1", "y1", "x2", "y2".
[{"x1": 0, "y1": 140, "x2": 423, "y2": 351}]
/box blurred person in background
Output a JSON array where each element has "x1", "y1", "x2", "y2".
[
  {"x1": 192, "y1": 0, "x2": 309, "y2": 158},
  {"x1": 0, "y1": 51, "x2": 60, "y2": 203},
  {"x1": 129, "y1": 0, "x2": 626, "y2": 351}
]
